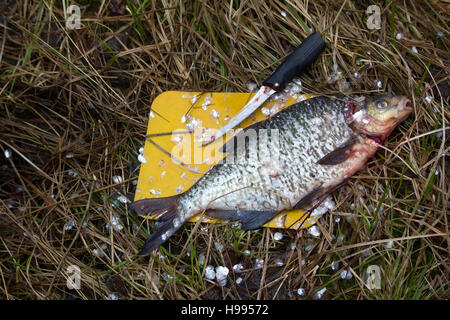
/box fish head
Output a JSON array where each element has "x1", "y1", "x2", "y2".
[{"x1": 351, "y1": 94, "x2": 412, "y2": 141}]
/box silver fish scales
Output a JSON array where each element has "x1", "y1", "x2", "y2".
[
  {"x1": 181, "y1": 97, "x2": 351, "y2": 213},
  {"x1": 133, "y1": 94, "x2": 412, "y2": 254}
]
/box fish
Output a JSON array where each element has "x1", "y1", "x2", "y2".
[{"x1": 133, "y1": 93, "x2": 412, "y2": 255}]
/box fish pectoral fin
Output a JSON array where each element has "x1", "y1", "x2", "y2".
[
  {"x1": 317, "y1": 136, "x2": 358, "y2": 165},
  {"x1": 293, "y1": 183, "x2": 324, "y2": 209},
  {"x1": 205, "y1": 209, "x2": 279, "y2": 231}
]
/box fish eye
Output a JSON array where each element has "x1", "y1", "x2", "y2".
[{"x1": 376, "y1": 100, "x2": 388, "y2": 109}]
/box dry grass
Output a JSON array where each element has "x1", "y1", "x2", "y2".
[{"x1": 0, "y1": 0, "x2": 448, "y2": 300}]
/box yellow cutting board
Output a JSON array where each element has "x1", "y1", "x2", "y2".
[{"x1": 134, "y1": 91, "x2": 319, "y2": 229}]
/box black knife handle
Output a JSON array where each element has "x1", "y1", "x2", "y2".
[{"x1": 262, "y1": 32, "x2": 325, "y2": 91}]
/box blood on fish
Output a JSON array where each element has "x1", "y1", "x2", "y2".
[
  {"x1": 344, "y1": 102, "x2": 356, "y2": 121},
  {"x1": 269, "y1": 169, "x2": 278, "y2": 177}
]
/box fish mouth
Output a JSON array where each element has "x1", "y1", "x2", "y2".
[{"x1": 396, "y1": 97, "x2": 413, "y2": 121}]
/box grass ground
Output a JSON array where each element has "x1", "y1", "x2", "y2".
[{"x1": 0, "y1": 0, "x2": 448, "y2": 300}]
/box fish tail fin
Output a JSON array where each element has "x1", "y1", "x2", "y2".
[
  {"x1": 138, "y1": 207, "x2": 185, "y2": 255},
  {"x1": 131, "y1": 196, "x2": 179, "y2": 216},
  {"x1": 131, "y1": 196, "x2": 186, "y2": 255}
]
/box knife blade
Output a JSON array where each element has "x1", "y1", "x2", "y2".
[{"x1": 202, "y1": 32, "x2": 325, "y2": 146}]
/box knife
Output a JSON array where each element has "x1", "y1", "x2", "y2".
[{"x1": 202, "y1": 32, "x2": 325, "y2": 146}]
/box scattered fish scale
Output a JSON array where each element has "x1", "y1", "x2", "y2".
[{"x1": 4, "y1": 149, "x2": 12, "y2": 158}]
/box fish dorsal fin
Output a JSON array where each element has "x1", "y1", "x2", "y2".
[
  {"x1": 219, "y1": 126, "x2": 264, "y2": 163},
  {"x1": 219, "y1": 115, "x2": 269, "y2": 154},
  {"x1": 317, "y1": 136, "x2": 358, "y2": 165},
  {"x1": 219, "y1": 128, "x2": 245, "y2": 154}
]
